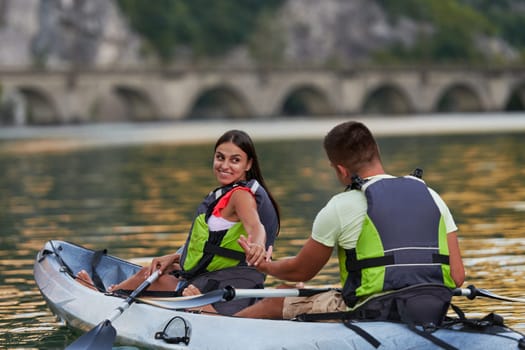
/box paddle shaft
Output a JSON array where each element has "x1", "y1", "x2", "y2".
[
  {"x1": 137, "y1": 287, "x2": 335, "y2": 310},
  {"x1": 228, "y1": 287, "x2": 334, "y2": 300},
  {"x1": 232, "y1": 286, "x2": 525, "y2": 303},
  {"x1": 454, "y1": 284, "x2": 525, "y2": 303},
  {"x1": 107, "y1": 269, "x2": 162, "y2": 322},
  {"x1": 138, "y1": 284, "x2": 525, "y2": 312},
  {"x1": 65, "y1": 270, "x2": 161, "y2": 350}
]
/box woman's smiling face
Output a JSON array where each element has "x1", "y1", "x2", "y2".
[{"x1": 213, "y1": 141, "x2": 252, "y2": 186}]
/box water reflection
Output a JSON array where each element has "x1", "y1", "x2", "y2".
[{"x1": 1, "y1": 132, "x2": 524, "y2": 348}]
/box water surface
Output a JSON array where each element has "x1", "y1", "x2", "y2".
[{"x1": 1, "y1": 129, "x2": 525, "y2": 348}]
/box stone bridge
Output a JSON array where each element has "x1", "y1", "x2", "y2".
[{"x1": 1, "y1": 66, "x2": 524, "y2": 125}]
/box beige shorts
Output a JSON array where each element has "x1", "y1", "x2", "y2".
[{"x1": 282, "y1": 289, "x2": 347, "y2": 319}]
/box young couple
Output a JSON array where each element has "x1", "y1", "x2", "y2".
[{"x1": 78, "y1": 121, "x2": 465, "y2": 320}]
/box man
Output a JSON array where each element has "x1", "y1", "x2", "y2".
[{"x1": 236, "y1": 120, "x2": 465, "y2": 319}]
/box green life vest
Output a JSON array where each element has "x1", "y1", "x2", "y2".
[
  {"x1": 340, "y1": 175, "x2": 455, "y2": 307},
  {"x1": 179, "y1": 180, "x2": 278, "y2": 280}
]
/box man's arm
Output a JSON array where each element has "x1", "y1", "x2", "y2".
[
  {"x1": 447, "y1": 231, "x2": 465, "y2": 287},
  {"x1": 240, "y1": 237, "x2": 333, "y2": 282}
]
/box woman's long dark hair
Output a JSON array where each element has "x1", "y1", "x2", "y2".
[{"x1": 215, "y1": 130, "x2": 281, "y2": 231}]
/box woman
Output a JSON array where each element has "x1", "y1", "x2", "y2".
[{"x1": 77, "y1": 129, "x2": 280, "y2": 314}]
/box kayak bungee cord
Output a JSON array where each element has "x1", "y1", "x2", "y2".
[{"x1": 35, "y1": 240, "x2": 525, "y2": 350}]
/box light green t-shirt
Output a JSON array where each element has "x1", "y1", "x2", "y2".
[{"x1": 311, "y1": 174, "x2": 458, "y2": 250}]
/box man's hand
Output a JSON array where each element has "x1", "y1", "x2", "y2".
[{"x1": 238, "y1": 236, "x2": 272, "y2": 267}]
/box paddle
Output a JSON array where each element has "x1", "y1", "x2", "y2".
[
  {"x1": 136, "y1": 286, "x2": 335, "y2": 310},
  {"x1": 137, "y1": 284, "x2": 525, "y2": 311},
  {"x1": 66, "y1": 270, "x2": 161, "y2": 350},
  {"x1": 454, "y1": 284, "x2": 525, "y2": 303}
]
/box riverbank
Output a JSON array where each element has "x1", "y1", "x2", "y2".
[{"x1": 1, "y1": 113, "x2": 525, "y2": 153}]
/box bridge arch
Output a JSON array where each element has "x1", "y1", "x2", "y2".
[
  {"x1": 0, "y1": 87, "x2": 22, "y2": 125},
  {"x1": 279, "y1": 84, "x2": 335, "y2": 117},
  {"x1": 435, "y1": 83, "x2": 483, "y2": 113},
  {"x1": 186, "y1": 85, "x2": 252, "y2": 119},
  {"x1": 504, "y1": 81, "x2": 525, "y2": 111},
  {"x1": 17, "y1": 86, "x2": 60, "y2": 125},
  {"x1": 361, "y1": 83, "x2": 412, "y2": 115},
  {"x1": 115, "y1": 86, "x2": 160, "y2": 121},
  {"x1": 91, "y1": 85, "x2": 159, "y2": 122}
]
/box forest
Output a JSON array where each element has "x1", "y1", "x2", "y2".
[{"x1": 117, "y1": 0, "x2": 525, "y2": 65}]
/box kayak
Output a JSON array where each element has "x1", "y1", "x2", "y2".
[{"x1": 34, "y1": 240, "x2": 525, "y2": 350}]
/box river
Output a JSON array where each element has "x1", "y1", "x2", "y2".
[{"x1": 1, "y1": 115, "x2": 525, "y2": 349}]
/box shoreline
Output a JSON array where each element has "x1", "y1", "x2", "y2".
[{"x1": 1, "y1": 113, "x2": 525, "y2": 153}]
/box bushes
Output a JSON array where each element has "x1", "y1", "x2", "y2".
[{"x1": 117, "y1": 0, "x2": 283, "y2": 61}]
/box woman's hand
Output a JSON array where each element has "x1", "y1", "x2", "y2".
[
  {"x1": 238, "y1": 236, "x2": 272, "y2": 267},
  {"x1": 147, "y1": 253, "x2": 180, "y2": 276}
]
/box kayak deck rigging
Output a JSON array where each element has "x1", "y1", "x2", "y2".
[{"x1": 34, "y1": 240, "x2": 525, "y2": 350}]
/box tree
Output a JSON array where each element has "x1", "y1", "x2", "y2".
[{"x1": 117, "y1": 0, "x2": 283, "y2": 62}]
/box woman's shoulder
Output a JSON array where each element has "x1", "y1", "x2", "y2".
[{"x1": 229, "y1": 186, "x2": 256, "y2": 203}]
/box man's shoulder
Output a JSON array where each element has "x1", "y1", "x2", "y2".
[{"x1": 324, "y1": 190, "x2": 367, "y2": 213}]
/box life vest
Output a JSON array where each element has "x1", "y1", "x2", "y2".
[
  {"x1": 179, "y1": 179, "x2": 278, "y2": 280},
  {"x1": 341, "y1": 174, "x2": 455, "y2": 307}
]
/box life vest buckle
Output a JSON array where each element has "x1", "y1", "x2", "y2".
[{"x1": 350, "y1": 174, "x2": 366, "y2": 190}]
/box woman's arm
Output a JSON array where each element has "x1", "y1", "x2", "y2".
[
  {"x1": 229, "y1": 189, "x2": 268, "y2": 266},
  {"x1": 148, "y1": 253, "x2": 180, "y2": 275}
]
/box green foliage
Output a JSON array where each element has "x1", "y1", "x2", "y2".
[
  {"x1": 376, "y1": 0, "x2": 496, "y2": 64},
  {"x1": 246, "y1": 8, "x2": 286, "y2": 65},
  {"x1": 117, "y1": 0, "x2": 524, "y2": 65},
  {"x1": 497, "y1": 13, "x2": 525, "y2": 48},
  {"x1": 461, "y1": 0, "x2": 525, "y2": 49},
  {"x1": 117, "y1": 0, "x2": 284, "y2": 61}
]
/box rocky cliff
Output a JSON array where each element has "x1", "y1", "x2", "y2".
[
  {"x1": 0, "y1": 0, "x2": 521, "y2": 69},
  {"x1": 0, "y1": 0, "x2": 144, "y2": 69}
]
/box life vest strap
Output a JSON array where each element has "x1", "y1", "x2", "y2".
[
  {"x1": 347, "y1": 255, "x2": 395, "y2": 272},
  {"x1": 203, "y1": 241, "x2": 246, "y2": 262},
  {"x1": 432, "y1": 253, "x2": 450, "y2": 265},
  {"x1": 347, "y1": 253, "x2": 449, "y2": 273}
]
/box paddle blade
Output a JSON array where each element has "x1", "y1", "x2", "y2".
[
  {"x1": 476, "y1": 288, "x2": 525, "y2": 303},
  {"x1": 145, "y1": 289, "x2": 228, "y2": 309},
  {"x1": 66, "y1": 319, "x2": 116, "y2": 350}
]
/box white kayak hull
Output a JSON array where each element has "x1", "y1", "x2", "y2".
[{"x1": 34, "y1": 240, "x2": 525, "y2": 350}]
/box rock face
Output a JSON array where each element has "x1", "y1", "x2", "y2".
[
  {"x1": 277, "y1": 0, "x2": 425, "y2": 65},
  {"x1": 0, "y1": 0, "x2": 420, "y2": 68},
  {"x1": 0, "y1": 0, "x2": 521, "y2": 69},
  {"x1": 0, "y1": 0, "x2": 39, "y2": 67},
  {"x1": 0, "y1": 0, "x2": 145, "y2": 69}
]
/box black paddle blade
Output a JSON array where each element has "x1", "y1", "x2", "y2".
[
  {"x1": 476, "y1": 288, "x2": 525, "y2": 303},
  {"x1": 65, "y1": 319, "x2": 116, "y2": 350}
]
